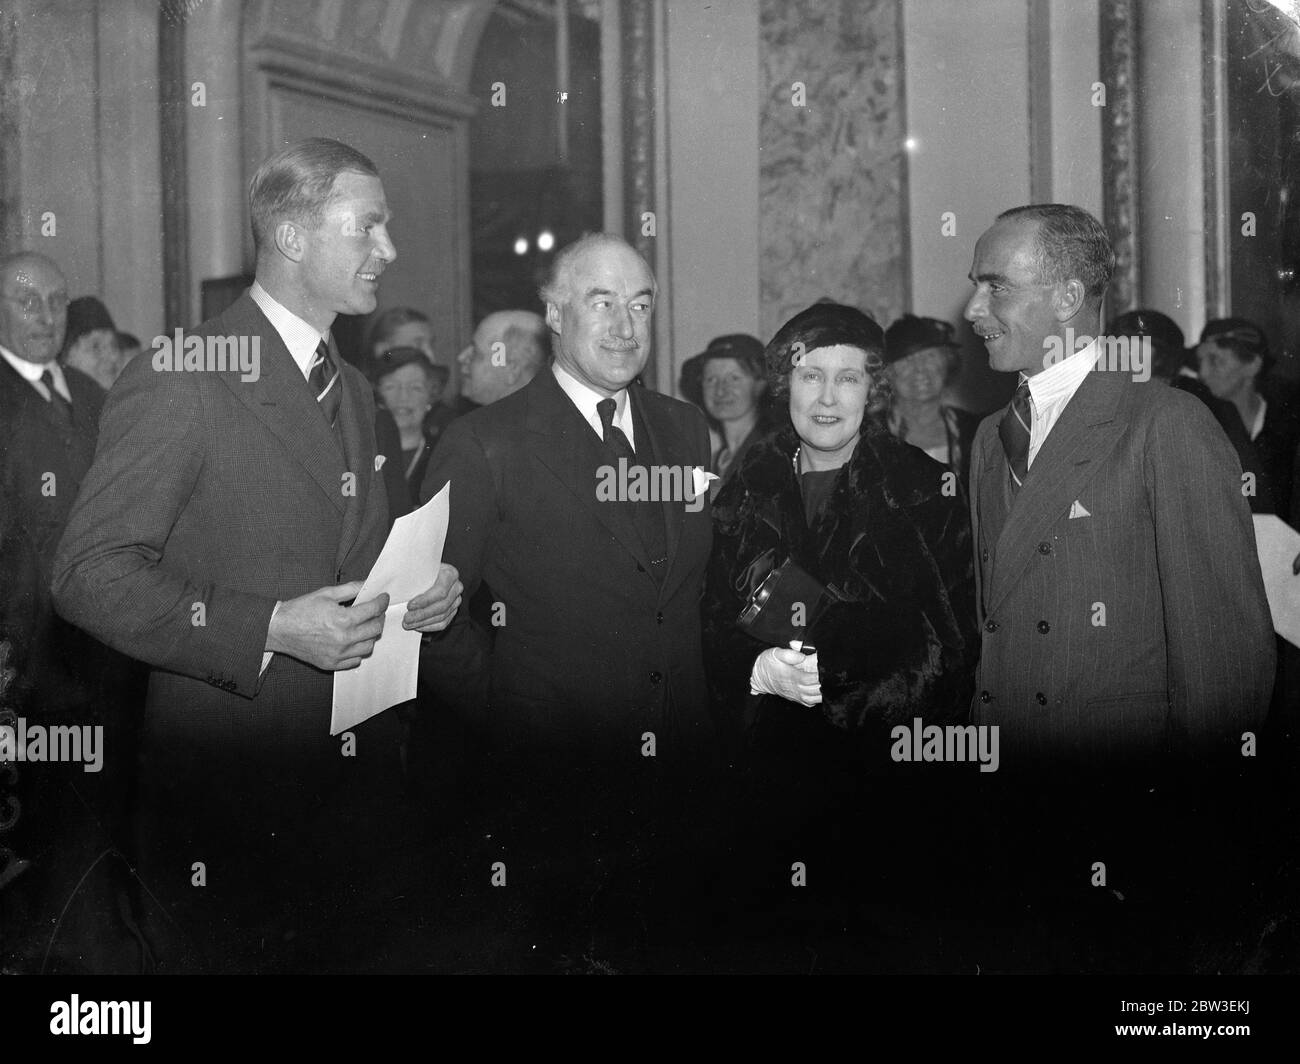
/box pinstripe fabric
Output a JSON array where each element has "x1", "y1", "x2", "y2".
[{"x1": 969, "y1": 368, "x2": 1274, "y2": 765}]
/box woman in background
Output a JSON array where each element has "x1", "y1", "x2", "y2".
[
  {"x1": 1197, "y1": 317, "x2": 1300, "y2": 516},
  {"x1": 370, "y1": 346, "x2": 448, "y2": 507},
  {"x1": 883, "y1": 314, "x2": 981, "y2": 495},
  {"x1": 683, "y1": 333, "x2": 775, "y2": 496}
]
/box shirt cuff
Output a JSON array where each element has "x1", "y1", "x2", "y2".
[{"x1": 261, "y1": 600, "x2": 282, "y2": 676}]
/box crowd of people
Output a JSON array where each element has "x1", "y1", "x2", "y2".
[{"x1": 0, "y1": 137, "x2": 1295, "y2": 974}]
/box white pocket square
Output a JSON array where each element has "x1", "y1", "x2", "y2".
[
  {"x1": 691, "y1": 466, "x2": 719, "y2": 498},
  {"x1": 375, "y1": 454, "x2": 387, "y2": 472},
  {"x1": 1068, "y1": 500, "x2": 1091, "y2": 519}
]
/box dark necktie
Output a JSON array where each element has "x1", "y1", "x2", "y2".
[
  {"x1": 998, "y1": 379, "x2": 1032, "y2": 493},
  {"x1": 40, "y1": 369, "x2": 73, "y2": 424},
  {"x1": 596, "y1": 396, "x2": 668, "y2": 582},
  {"x1": 597, "y1": 397, "x2": 635, "y2": 460},
  {"x1": 308, "y1": 339, "x2": 342, "y2": 427}
]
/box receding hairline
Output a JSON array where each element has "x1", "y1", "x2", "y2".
[
  {"x1": 0, "y1": 251, "x2": 66, "y2": 287},
  {"x1": 541, "y1": 235, "x2": 657, "y2": 307}
]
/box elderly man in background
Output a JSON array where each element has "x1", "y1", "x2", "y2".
[
  {"x1": 456, "y1": 309, "x2": 548, "y2": 408},
  {"x1": 0, "y1": 252, "x2": 143, "y2": 971}
]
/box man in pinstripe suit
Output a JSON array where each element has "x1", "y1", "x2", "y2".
[
  {"x1": 51, "y1": 139, "x2": 461, "y2": 969},
  {"x1": 964, "y1": 204, "x2": 1273, "y2": 769}
]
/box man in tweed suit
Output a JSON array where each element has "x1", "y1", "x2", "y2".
[
  {"x1": 965, "y1": 204, "x2": 1273, "y2": 767},
  {"x1": 51, "y1": 139, "x2": 461, "y2": 969}
]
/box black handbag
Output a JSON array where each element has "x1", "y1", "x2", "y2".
[{"x1": 735, "y1": 557, "x2": 843, "y2": 648}]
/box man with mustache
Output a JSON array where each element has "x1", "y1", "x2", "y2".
[
  {"x1": 419, "y1": 233, "x2": 715, "y2": 965},
  {"x1": 965, "y1": 204, "x2": 1272, "y2": 764},
  {"x1": 963, "y1": 204, "x2": 1274, "y2": 967},
  {"x1": 52, "y1": 138, "x2": 462, "y2": 970}
]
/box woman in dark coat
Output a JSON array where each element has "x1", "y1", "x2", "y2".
[{"x1": 702, "y1": 303, "x2": 980, "y2": 897}]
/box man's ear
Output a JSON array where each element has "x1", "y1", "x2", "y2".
[
  {"x1": 545, "y1": 301, "x2": 562, "y2": 334},
  {"x1": 275, "y1": 221, "x2": 306, "y2": 263},
  {"x1": 1054, "y1": 279, "x2": 1086, "y2": 322}
]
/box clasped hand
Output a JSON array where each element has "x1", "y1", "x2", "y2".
[{"x1": 266, "y1": 564, "x2": 462, "y2": 671}]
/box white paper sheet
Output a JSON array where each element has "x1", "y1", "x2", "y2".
[
  {"x1": 1252, "y1": 514, "x2": 1300, "y2": 649},
  {"x1": 330, "y1": 482, "x2": 450, "y2": 735}
]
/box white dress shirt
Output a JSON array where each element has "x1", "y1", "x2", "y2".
[
  {"x1": 250, "y1": 281, "x2": 327, "y2": 379},
  {"x1": 1024, "y1": 337, "x2": 1100, "y2": 469},
  {"x1": 1249, "y1": 398, "x2": 1267, "y2": 442},
  {"x1": 1, "y1": 344, "x2": 73, "y2": 403},
  {"x1": 552, "y1": 361, "x2": 636, "y2": 451}
]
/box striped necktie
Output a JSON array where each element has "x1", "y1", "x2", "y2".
[
  {"x1": 998, "y1": 379, "x2": 1032, "y2": 493},
  {"x1": 308, "y1": 339, "x2": 342, "y2": 427}
]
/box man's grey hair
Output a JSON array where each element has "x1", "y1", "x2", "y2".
[
  {"x1": 537, "y1": 232, "x2": 657, "y2": 308},
  {"x1": 997, "y1": 203, "x2": 1115, "y2": 301}
]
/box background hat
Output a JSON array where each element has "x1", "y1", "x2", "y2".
[
  {"x1": 367, "y1": 345, "x2": 436, "y2": 385},
  {"x1": 1108, "y1": 308, "x2": 1188, "y2": 379},
  {"x1": 64, "y1": 296, "x2": 115, "y2": 349},
  {"x1": 694, "y1": 333, "x2": 765, "y2": 376},
  {"x1": 1199, "y1": 317, "x2": 1269, "y2": 361},
  {"x1": 884, "y1": 314, "x2": 959, "y2": 364},
  {"x1": 678, "y1": 352, "x2": 706, "y2": 408}
]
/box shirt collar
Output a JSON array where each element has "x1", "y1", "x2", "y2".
[
  {"x1": 250, "y1": 280, "x2": 328, "y2": 378},
  {"x1": 551, "y1": 361, "x2": 634, "y2": 443},
  {"x1": 1024, "y1": 335, "x2": 1099, "y2": 409},
  {"x1": 0, "y1": 344, "x2": 69, "y2": 399},
  {"x1": 0, "y1": 343, "x2": 49, "y2": 382}
]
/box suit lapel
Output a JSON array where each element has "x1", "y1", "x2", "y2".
[
  {"x1": 0, "y1": 357, "x2": 78, "y2": 436},
  {"x1": 525, "y1": 370, "x2": 653, "y2": 575},
  {"x1": 215, "y1": 294, "x2": 348, "y2": 514},
  {"x1": 333, "y1": 353, "x2": 385, "y2": 573},
  {"x1": 987, "y1": 370, "x2": 1128, "y2": 616},
  {"x1": 631, "y1": 387, "x2": 691, "y2": 595}
]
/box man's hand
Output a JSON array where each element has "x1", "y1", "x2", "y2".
[
  {"x1": 266, "y1": 582, "x2": 389, "y2": 671},
  {"x1": 403, "y1": 564, "x2": 463, "y2": 633}
]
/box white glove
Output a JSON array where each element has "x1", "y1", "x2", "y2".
[{"x1": 749, "y1": 642, "x2": 821, "y2": 706}]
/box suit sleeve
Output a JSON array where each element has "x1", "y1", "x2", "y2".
[
  {"x1": 416, "y1": 417, "x2": 494, "y2": 710},
  {"x1": 1147, "y1": 395, "x2": 1275, "y2": 747},
  {"x1": 49, "y1": 359, "x2": 277, "y2": 696}
]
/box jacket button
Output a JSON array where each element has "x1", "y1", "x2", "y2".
[
  {"x1": 649, "y1": 671, "x2": 662, "y2": 685},
  {"x1": 984, "y1": 620, "x2": 998, "y2": 633},
  {"x1": 1035, "y1": 692, "x2": 1047, "y2": 706},
  {"x1": 1037, "y1": 620, "x2": 1050, "y2": 634},
  {"x1": 981, "y1": 549, "x2": 989, "y2": 563},
  {"x1": 979, "y1": 690, "x2": 992, "y2": 703},
  {"x1": 656, "y1": 611, "x2": 664, "y2": 624},
  {"x1": 1037, "y1": 542, "x2": 1052, "y2": 555}
]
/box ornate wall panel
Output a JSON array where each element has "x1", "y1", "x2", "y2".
[{"x1": 758, "y1": 0, "x2": 907, "y2": 340}]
